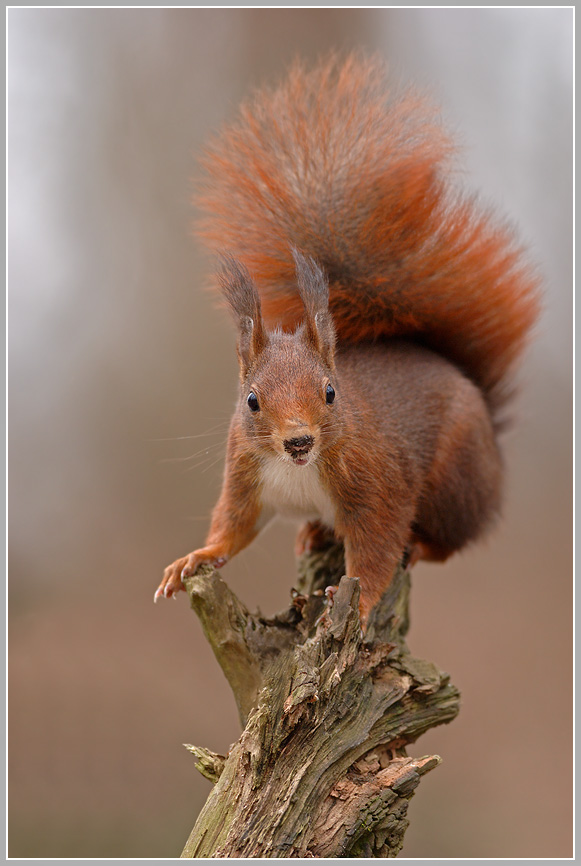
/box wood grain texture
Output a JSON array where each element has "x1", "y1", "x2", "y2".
[{"x1": 180, "y1": 545, "x2": 460, "y2": 858}]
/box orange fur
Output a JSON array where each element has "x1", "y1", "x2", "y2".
[
  {"x1": 156, "y1": 55, "x2": 540, "y2": 626},
  {"x1": 197, "y1": 54, "x2": 540, "y2": 417}
]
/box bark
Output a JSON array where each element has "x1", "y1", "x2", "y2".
[{"x1": 179, "y1": 543, "x2": 460, "y2": 858}]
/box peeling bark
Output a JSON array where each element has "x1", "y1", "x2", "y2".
[{"x1": 179, "y1": 544, "x2": 460, "y2": 858}]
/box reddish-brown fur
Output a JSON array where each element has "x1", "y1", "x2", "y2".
[
  {"x1": 197, "y1": 54, "x2": 540, "y2": 414},
  {"x1": 155, "y1": 55, "x2": 540, "y2": 625}
]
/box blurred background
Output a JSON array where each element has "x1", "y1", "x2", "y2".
[{"x1": 8, "y1": 7, "x2": 572, "y2": 859}]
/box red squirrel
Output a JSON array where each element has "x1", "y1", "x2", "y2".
[{"x1": 154, "y1": 54, "x2": 540, "y2": 625}]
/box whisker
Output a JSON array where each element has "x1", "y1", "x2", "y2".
[
  {"x1": 200, "y1": 454, "x2": 228, "y2": 475},
  {"x1": 147, "y1": 422, "x2": 230, "y2": 443},
  {"x1": 159, "y1": 439, "x2": 228, "y2": 464},
  {"x1": 181, "y1": 451, "x2": 226, "y2": 473}
]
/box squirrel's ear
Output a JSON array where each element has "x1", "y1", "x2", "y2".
[
  {"x1": 217, "y1": 255, "x2": 267, "y2": 379},
  {"x1": 292, "y1": 249, "x2": 336, "y2": 368}
]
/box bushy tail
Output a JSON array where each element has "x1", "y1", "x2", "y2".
[{"x1": 196, "y1": 53, "x2": 541, "y2": 415}]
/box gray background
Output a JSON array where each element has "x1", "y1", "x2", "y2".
[{"x1": 8, "y1": 7, "x2": 572, "y2": 858}]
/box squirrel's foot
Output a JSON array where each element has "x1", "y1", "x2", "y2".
[
  {"x1": 324, "y1": 584, "x2": 339, "y2": 604},
  {"x1": 154, "y1": 549, "x2": 229, "y2": 602},
  {"x1": 404, "y1": 538, "x2": 452, "y2": 570},
  {"x1": 154, "y1": 555, "x2": 189, "y2": 601},
  {"x1": 295, "y1": 520, "x2": 336, "y2": 557}
]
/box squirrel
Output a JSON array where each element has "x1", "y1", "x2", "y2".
[{"x1": 154, "y1": 54, "x2": 540, "y2": 626}]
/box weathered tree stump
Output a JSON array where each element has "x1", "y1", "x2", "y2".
[{"x1": 180, "y1": 543, "x2": 460, "y2": 858}]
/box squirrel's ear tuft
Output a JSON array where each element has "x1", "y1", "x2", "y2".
[
  {"x1": 217, "y1": 255, "x2": 266, "y2": 378},
  {"x1": 292, "y1": 249, "x2": 336, "y2": 368}
]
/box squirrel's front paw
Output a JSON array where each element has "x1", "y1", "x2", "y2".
[
  {"x1": 154, "y1": 549, "x2": 229, "y2": 602},
  {"x1": 154, "y1": 555, "x2": 189, "y2": 601}
]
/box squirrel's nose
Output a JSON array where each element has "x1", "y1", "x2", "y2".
[{"x1": 284, "y1": 435, "x2": 314, "y2": 456}]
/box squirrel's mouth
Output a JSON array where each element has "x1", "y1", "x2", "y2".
[
  {"x1": 284, "y1": 448, "x2": 315, "y2": 467},
  {"x1": 292, "y1": 454, "x2": 310, "y2": 466}
]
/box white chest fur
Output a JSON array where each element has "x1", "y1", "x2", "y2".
[{"x1": 259, "y1": 456, "x2": 336, "y2": 527}]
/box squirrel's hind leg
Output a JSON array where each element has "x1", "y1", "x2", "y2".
[
  {"x1": 403, "y1": 537, "x2": 453, "y2": 570},
  {"x1": 295, "y1": 520, "x2": 337, "y2": 557}
]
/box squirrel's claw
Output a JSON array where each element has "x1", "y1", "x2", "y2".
[
  {"x1": 155, "y1": 549, "x2": 228, "y2": 604},
  {"x1": 154, "y1": 555, "x2": 189, "y2": 602}
]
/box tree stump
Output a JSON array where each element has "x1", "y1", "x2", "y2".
[{"x1": 179, "y1": 543, "x2": 460, "y2": 858}]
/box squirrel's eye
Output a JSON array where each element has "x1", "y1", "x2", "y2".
[
  {"x1": 325, "y1": 384, "x2": 335, "y2": 405},
  {"x1": 247, "y1": 391, "x2": 260, "y2": 412}
]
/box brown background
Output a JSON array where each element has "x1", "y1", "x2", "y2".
[{"x1": 8, "y1": 7, "x2": 573, "y2": 859}]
